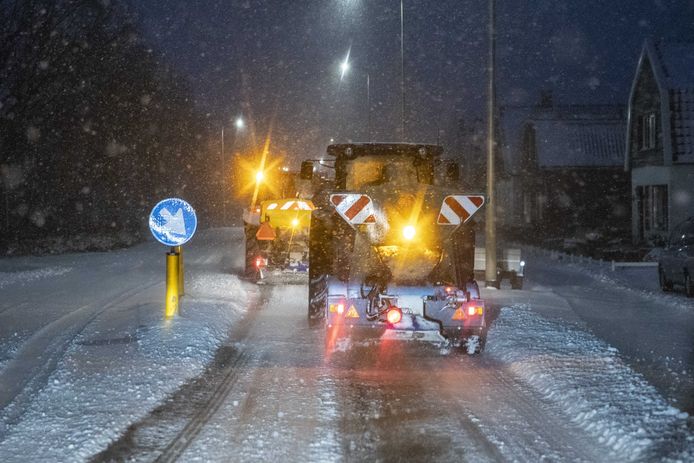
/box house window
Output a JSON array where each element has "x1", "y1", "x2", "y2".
[
  {"x1": 637, "y1": 184, "x2": 668, "y2": 240},
  {"x1": 638, "y1": 113, "x2": 657, "y2": 150}
]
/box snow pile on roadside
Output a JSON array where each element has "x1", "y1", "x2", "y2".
[
  {"x1": 0, "y1": 333, "x2": 25, "y2": 373},
  {"x1": 487, "y1": 304, "x2": 693, "y2": 462},
  {"x1": 0, "y1": 273, "x2": 248, "y2": 462},
  {"x1": 2, "y1": 231, "x2": 142, "y2": 257},
  {"x1": 0, "y1": 266, "x2": 72, "y2": 289},
  {"x1": 524, "y1": 248, "x2": 693, "y2": 312}
]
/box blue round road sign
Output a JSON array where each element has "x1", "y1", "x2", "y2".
[{"x1": 149, "y1": 198, "x2": 197, "y2": 246}]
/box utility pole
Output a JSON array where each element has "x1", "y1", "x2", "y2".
[
  {"x1": 485, "y1": 0, "x2": 498, "y2": 288},
  {"x1": 221, "y1": 126, "x2": 226, "y2": 227},
  {"x1": 367, "y1": 73, "x2": 371, "y2": 141},
  {"x1": 400, "y1": 0, "x2": 405, "y2": 141}
]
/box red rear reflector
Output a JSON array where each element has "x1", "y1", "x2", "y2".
[
  {"x1": 386, "y1": 307, "x2": 402, "y2": 324},
  {"x1": 345, "y1": 305, "x2": 360, "y2": 318}
]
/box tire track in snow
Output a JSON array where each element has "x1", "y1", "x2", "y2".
[
  {"x1": 154, "y1": 350, "x2": 250, "y2": 462},
  {"x1": 91, "y1": 284, "x2": 266, "y2": 462},
  {"x1": 0, "y1": 280, "x2": 161, "y2": 428}
]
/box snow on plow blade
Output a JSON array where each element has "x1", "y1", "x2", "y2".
[
  {"x1": 256, "y1": 268, "x2": 308, "y2": 285},
  {"x1": 380, "y1": 315, "x2": 447, "y2": 343},
  {"x1": 325, "y1": 282, "x2": 486, "y2": 345},
  {"x1": 326, "y1": 296, "x2": 446, "y2": 344}
]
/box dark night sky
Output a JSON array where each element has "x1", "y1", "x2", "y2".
[{"x1": 137, "y1": 0, "x2": 694, "y2": 164}]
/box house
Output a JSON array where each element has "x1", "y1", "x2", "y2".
[
  {"x1": 625, "y1": 39, "x2": 694, "y2": 244},
  {"x1": 496, "y1": 104, "x2": 538, "y2": 229},
  {"x1": 516, "y1": 105, "x2": 630, "y2": 240}
]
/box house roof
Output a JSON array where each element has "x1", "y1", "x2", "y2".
[
  {"x1": 628, "y1": 40, "x2": 694, "y2": 163},
  {"x1": 653, "y1": 41, "x2": 694, "y2": 160},
  {"x1": 500, "y1": 104, "x2": 625, "y2": 173},
  {"x1": 533, "y1": 119, "x2": 626, "y2": 168}
]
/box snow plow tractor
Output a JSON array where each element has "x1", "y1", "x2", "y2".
[
  {"x1": 307, "y1": 143, "x2": 488, "y2": 354},
  {"x1": 243, "y1": 198, "x2": 315, "y2": 283}
]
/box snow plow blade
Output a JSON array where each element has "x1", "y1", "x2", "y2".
[{"x1": 256, "y1": 269, "x2": 308, "y2": 285}]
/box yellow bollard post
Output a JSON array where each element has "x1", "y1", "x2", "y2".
[
  {"x1": 175, "y1": 245, "x2": 184, "y2": 297},
  {"x1": 165, "y1": 251, "x2": 180, "y2": 319}
]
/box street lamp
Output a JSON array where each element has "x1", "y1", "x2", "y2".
[
  {"x1": 340, "y1": 60, "x2": 350, "y2": 79},
  {"x1": 222, "y1": 116, "x2": 245, "y2": 226}
]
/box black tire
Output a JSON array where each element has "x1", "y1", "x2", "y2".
[
  {"x1": 308, "y1": 212, "x2": 332, "y2": 326},
  {"x1": 244, "y1": 225, "x2": 260, "y2": 279},
  {"x1": 685, "y1": 273, "x2": 694, "y2": 298},
  {"x1": 452, "y1": 225, "x2": 475, "y2": 289},
  {"x1": 511, "y1": 276, "x2": 523, "y2": 290},
  {"x1": 461, "y1": 330, "x2": 487, "y2": 355},
  {"x1": 477, "y1": 331, "x2": 487, "y2": 353},
  {"x1": 659, "y1": 268, "x2": 673, "y2": 292},
  {"x1": 308, "y1": 274, "x2": 328, "y2": 328}
]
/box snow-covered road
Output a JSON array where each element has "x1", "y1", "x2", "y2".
[
  {"x1": 0, "y1": 228, "x2": 692, "y2": 462},
  {"x1": 491, "y1": 248, "x2": 694, "y2": 414},
  {"x1": 0, "y1": 229, "x2": 248, "y2": 461}
]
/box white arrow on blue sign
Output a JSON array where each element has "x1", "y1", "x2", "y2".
[{"x1": 149, "y1": 198, "x2": 197, "y2": 246}]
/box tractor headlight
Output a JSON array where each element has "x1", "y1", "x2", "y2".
[{"x1": 403, "y1": 225, "x2": 416, "y2": 241}]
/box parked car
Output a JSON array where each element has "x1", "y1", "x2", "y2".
[{"x1": 658, "y1": 217, "x2": 694, "y2": 297}]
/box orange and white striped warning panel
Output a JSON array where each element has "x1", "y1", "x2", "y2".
[
  {"x1": 437, "y1": 195, "x2": 485, "y2": 225},
  {"x1": 265, "y1": 199, "x2": 314, "y2": 211},
  {"x1": 330, "y1": 194, "x2": 376, "y2": 225}
]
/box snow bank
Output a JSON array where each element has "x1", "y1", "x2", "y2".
[
  {"x1": 0, "y1": 272, "x2": 247, "y2": 462},
  {"x1": 487, "y1": 304, "x2": 693, "y2": 462},
  {"x1": 524, "y1": 247, "x2": 693, "y2": 312}
]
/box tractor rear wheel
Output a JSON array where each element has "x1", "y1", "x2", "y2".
[
  {"x1": 308, "y1": 213, "x2": 332, "y2": 326},
  {"x1": 244, "y1": 225, "x2": 260, "y2": 279}
]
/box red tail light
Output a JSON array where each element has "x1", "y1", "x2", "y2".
[
  {"x1": 336, "y1": 303, "x2": 345, "y2": 314},
  {"x1": 386, "y1": 307, "x2": 402, "y2": 324},
  {"x1": 255, "y1": 257, "x2": 266, "y2": 268}
]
